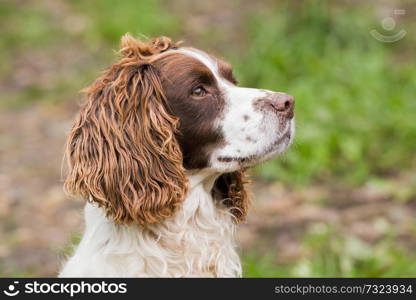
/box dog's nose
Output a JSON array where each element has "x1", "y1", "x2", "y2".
[{"x1": 266, "y1": 93, "x2": 295, "y2": 119}]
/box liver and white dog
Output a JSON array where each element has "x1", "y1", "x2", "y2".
[{"x1": 60, "y1": 35, "x2": 295, "y2": 277}]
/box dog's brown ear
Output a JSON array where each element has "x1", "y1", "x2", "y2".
[
  {"x1": 64, "y1": 35, "x2": 187, "y2": 226},
  {"x1": 212, "y1": 171, "x2": 250, "y2": 223}
]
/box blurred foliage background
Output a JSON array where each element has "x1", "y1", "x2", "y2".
[{"x1": 1, "y1": 0, "x2": 416, "y2": 277}]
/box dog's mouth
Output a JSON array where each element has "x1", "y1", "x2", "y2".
[{"x1": 217, "y1": 124, "x2": 293, "y2": 166}]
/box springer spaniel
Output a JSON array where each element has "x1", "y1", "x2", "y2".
[{"x1": 60, "y1": 35, "x2": 295, "y2": 277}]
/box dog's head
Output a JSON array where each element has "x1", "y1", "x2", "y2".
[{"x1": 65, "y1": 35, "x2": 295, "y2": 226}]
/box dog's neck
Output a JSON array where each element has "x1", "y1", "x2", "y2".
[
  {"x1": 60, "y1": 170, "x2": 241, "y2": 277},
  {"x1": 187, "y1": 168, "x2": 219, "y2": 191}
]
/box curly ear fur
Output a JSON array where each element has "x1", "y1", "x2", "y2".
[
  {"x1": 64, "y1": 34, "x2": 187, "y2": 226},
  {"x1": 212, "y1": 171, "x2": 250, "y2": 223}
]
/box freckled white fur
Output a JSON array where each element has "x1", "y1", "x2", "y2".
[{"x1": 59, "y1": 170, "x2": 241, "y2": 277}]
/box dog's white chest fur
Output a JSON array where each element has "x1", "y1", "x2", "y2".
[{"x1": 59, "y1": 174, "x2": 241, "y2": 277}]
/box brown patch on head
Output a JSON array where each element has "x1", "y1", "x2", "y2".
[
  {"x1": 243, "y1": 115, "x2": 250, "y2": 121},
  {"x1": 153, "y1": 51, "x2": 226, "y2": 169}
]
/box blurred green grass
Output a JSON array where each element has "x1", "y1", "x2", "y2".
[
  {"x1": 243, "y1": 224, "x2": 416, "y2": 277},
  {"x1": 234, "y1": 2, "x2": 416, "y2": 185},
  {"x1": 0, "y1": 0, "x2": 178, "y2": 109},
  {"x1": 1, "y1": 0, "x2": 416, "y2": 277}
]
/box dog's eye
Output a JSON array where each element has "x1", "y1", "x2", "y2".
[{"x1": 191, "y1": 86, "x2": 207, "y2": 97}]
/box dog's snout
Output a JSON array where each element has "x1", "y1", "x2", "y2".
[{"x1": 261, "y1": 93, "x2": 295, "y2": 119}]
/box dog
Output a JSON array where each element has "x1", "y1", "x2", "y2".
[{"x1": 59, "y1": 34, "x2": 295, "y2": 277}]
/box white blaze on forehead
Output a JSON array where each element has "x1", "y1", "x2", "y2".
[{"x1": 175, "y1": 48, "x2": 230, "y2": 87}]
